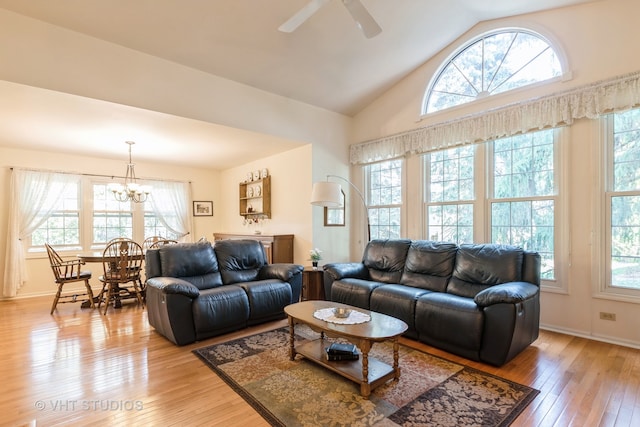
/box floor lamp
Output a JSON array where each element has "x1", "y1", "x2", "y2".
[{"x1": 310, "y1": 175, "x2": 371, "y2": 242}]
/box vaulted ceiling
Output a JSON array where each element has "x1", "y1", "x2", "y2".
[{"x1": 0, "y1": 0, "x2": 594, "y2": 168}]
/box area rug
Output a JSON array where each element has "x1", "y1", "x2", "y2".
[{"x1": 193, "y1": 327, "x2": 538, "y2": 426}]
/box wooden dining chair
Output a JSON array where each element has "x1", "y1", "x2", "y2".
[
  {"x1": 45, "y1": 243, "x2": 96, "y2": 314},
  {"x1": 107, "y1": 237, "x2": 132, "y2": 245},
  {"x1": 142, "y1": 236, "x2": 164, "y2": 252},
  {"x1": 148, "y1": 239, "x2": 179, "y2": 249},
  {"x1": 98, "y1": 239, "x2": 144, "y2": 315}
]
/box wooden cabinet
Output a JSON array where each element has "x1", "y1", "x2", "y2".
[
  {"x1": 301, "y1": 267, "x2": 325, "y2": 301},
  {"x1": 213, "y1": 233, "x2": 294, "y2": 264},
  {"x1": 239, "y1": 175, "x2": 270, "y2": 219}
]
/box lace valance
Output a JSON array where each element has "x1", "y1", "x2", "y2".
[{"x1": 350, "y1": 70, "x2": 640, "y2": 165}]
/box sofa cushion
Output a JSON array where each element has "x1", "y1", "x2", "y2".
[
  {"x1": 362, "y1": 239, "x2": 411, "y2": 284},
  {"x1": 330, "y1": 278, "x2": 384, "y2": 309},
  {"x1": 192, "y1": 285, "x2": 250, "y2": 335},
  {"x1": 447, "y1": 244, "x2": 523, "y2": 298},
  {"x1": 238, "y1": 280, "x2": 292, "y2": 324},
  {"x1": 370, "y1": 284, "x2": 431, "y2": 339},
  {"x1": 415, "y1": 292, "x2": 484, "y2": 353},
  {"x1": 400, "y1": 240, "x2": 457, "y2": 292},
  {"x1": 157, "y1": 242, "x2": 223, "y2": 290},
  {"x1": 215, "y1": 239, "x2": 267, "y2": 284}
]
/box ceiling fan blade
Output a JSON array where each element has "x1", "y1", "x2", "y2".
[
  {"x1": 342, "y1": 0, "x2": 381, "y2": 38},
  {"x1": 278, "y1": 0, "x2": 331, "y2": 33}
]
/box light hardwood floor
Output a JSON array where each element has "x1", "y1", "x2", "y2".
[{"x1": 1, "y1": 295, "x2": 639, "y2": 426}]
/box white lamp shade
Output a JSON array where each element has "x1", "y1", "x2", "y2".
[{"x1": 310, "y1": 181, "x2": 342, "y2": 207}]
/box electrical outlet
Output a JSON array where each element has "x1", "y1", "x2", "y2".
[{"x1": 599, "y1": 312, "x2": 616, "y2": 321}]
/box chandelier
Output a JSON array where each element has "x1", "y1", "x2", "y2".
[{"x1": 109, "y1": 141, "x2": 151, "y2": 203}]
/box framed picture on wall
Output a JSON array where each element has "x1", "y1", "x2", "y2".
[{"x1": 193, "y1": 201, "x2": 213, "y2": 216}]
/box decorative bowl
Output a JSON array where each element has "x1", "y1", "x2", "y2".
[{"x1": 333, "y1": 307, "x2": 351, "y2": 318}]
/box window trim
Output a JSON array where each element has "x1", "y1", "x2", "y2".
[
  {"x1": 486, "y1": 127, "x2": 568, "y2": 292},
  {"x1": 27, "y1": 175, "x2": 185, "y2": 258},
  {"x1": 364, "y1": 158, "x2": 405, "y2": 240},
  {"x1": 421, "y1": 26, "x2": 569, "y2": 117},
  {"x1": 28, "y1": 183, "x2": 83, "y2": 252},
  {"x1": 593, "y1": 112, "x2": 640, "y2": 303},
  {"x1": 420, "y1": 129, "x2": 567, "y2": 292},
  {"x1": 423, "y1": 144, "x2": 478, "y2": 244}
]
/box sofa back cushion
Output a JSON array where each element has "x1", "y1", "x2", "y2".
[
  {"x1": 363, "y1": 239, "x2": 411, "y2": 284},
  {"x1": 400, "y1": 241, "x2": 458, "y2": 291},
  {"x1": 522, "y1": 250, "x2": 541, "y2": 286},
  {"x1": 214, "y1": 239, "x2": 267, "y2": 284},
  {"x1": 157, "y1": 242, "x2": 223, "y2": 290},
  {"x1": 447, "y1": 244, "x2": 523, "y2": 298}
]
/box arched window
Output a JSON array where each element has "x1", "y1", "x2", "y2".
[{"x1": 423, "y1": 29, "x2": 563, "y2": 114}]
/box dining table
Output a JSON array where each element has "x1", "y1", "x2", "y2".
[{"x1": 76, "y1": 251, "x2": 145, "y2": 308}]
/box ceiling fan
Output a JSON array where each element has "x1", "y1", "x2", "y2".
[{"x1": 279, "y1": 0, "x2": 382, "y2": 39}]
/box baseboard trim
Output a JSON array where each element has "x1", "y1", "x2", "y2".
[
  {"x1": 540, "y1": 324, "x2": 640, "y2": 350},
  {"x1": 0, "y1": 291, "x2": 55, "y2": 301}
]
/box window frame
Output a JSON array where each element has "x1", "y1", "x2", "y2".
[
  {"x1": 487, "y1": 128, "x2": 568, "y2": 292},
  {"x1": 27, "y1": 175, "x2": 183, "y2": 257},
  {"x1": 27, "y1": 179, "x2": 82, "y2": 252},
  {"x1": 364, "y1": 158, "x2": 404, "y2": 240},
  {"x1": 595, "y1": 110, "x2": 640, "y2": 302},
  {"x1": 90, "y1": 181, "x2": 135, "y2": 247},
  {"x1": 423, "y1": 144, "x2": 478, "y2": 244},
  {"x1": 421, "y1": 27, "x2": 566, "y2": 116},
  {"x1": 420, "y1": 128, "x2": 568, "y2": 292}
]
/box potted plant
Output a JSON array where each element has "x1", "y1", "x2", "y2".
[{"x1": 309, "y1": 248, "x2": 322, "y2": 270}]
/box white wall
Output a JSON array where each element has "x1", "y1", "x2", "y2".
[
  {"x1": 216, "y1": 145, "x2": 312, "y2": 264},
  {"x1": 352, "y1": 0, "x2": 640, "y2": 347}
]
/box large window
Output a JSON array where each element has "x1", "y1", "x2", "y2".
[
  {"x1": 490, "y1": 129, "x2": 557, "y2": 280},
  {"x1": 28, "y1": 175, "x2": 186, "y2": 253},
  {"x1": 604, "y1": 108, "x2": 640, "y2": 292},
  {"x1": 30, "y1": 181, "x2": 80, "y2": 249},
  {"x1": 425, "y1": 145, "x2": 475, "y2": 243},
  {"x1": 92, "y1": 183, "x2": 133, "y2": 244},
  {"x1": 423, "y1": 29, "x2": 563, "y2": 114},
  {"x1": 366, "y1": 159, "x2": 403, "y2": 239},
  {"x1": 421, "y1": 128, "x2": 561, "y2": 285}
]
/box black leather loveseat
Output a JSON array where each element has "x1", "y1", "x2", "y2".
[
  {"x1": 323, "y1": 239, "x2": 541, "y2": 366},
  {"x1": 145, "y1": 240, "x2": 303, "y2": 345}
]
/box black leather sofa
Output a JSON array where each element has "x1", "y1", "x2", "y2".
[
  {"x1": 323, "y1": 239, "x2": 541, "y2": 366},
  {"x1": 145, "y1": 240, "x2": 303, "y2": 345}
]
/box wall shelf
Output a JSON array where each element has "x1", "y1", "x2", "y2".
[{"x1": 239, "y1": 175, "x2": 271, "y2": 219}]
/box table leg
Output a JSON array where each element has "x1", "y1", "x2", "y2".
[
  {"x1": 114, "y1": 286, "x2": 123, "y2": 308},
  {"x1": 287, "y1": 316, "x2": 296, "y2": 361},
  {"x1": 360, "y1": 339, "x2": 371, "y2": 397},
  {"x1": 393, "y1": 337, "x2": 401, "y2": 379}
]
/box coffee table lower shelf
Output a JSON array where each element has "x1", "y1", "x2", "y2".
[{"x1": 293, "y1": 338, "x2": 397, "y2": 397}]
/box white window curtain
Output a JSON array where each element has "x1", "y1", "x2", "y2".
[
  {"x1": 350, "y1": 70, "x2": 640, "y2": 165},
  {"x1": 147, "y1": 180, "x2": 192, "y2": 241},
  {"x1": 3, "y1": 169, "x2": 76, "y2": 297}
]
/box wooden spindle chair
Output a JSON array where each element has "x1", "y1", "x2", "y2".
[
  {"x1": 98, "y1": 239, "x2": 144, "y2": 315},
  {"x1": 45, "y1": 243, "x2": 96, "y2": 314}
]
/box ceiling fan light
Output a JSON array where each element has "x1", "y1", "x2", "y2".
[{"x1": 279, "y1": 0, "x2": 381, "y2": 38}]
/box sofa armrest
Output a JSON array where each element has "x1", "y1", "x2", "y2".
[
  {"x1": 474, "y1": 282, "x2": 539, "y2": 307},
  {"x1": 259, "y1": 264, "x2": 304, "y2": 281},
  {"x1": 146, "y1": 277, "x2": 201, "y2": 298},
  {"x1": 323, "y1": 262, "x2": 369, "y2": 281}
]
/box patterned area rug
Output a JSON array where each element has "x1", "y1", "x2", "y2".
[{"x1": 193, "y1": 327, "x2": 538, "y2": 426}]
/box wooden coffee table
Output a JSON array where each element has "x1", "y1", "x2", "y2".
[{"x1": 284, "y1": 300, "x2": 408, "y2": 397}]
